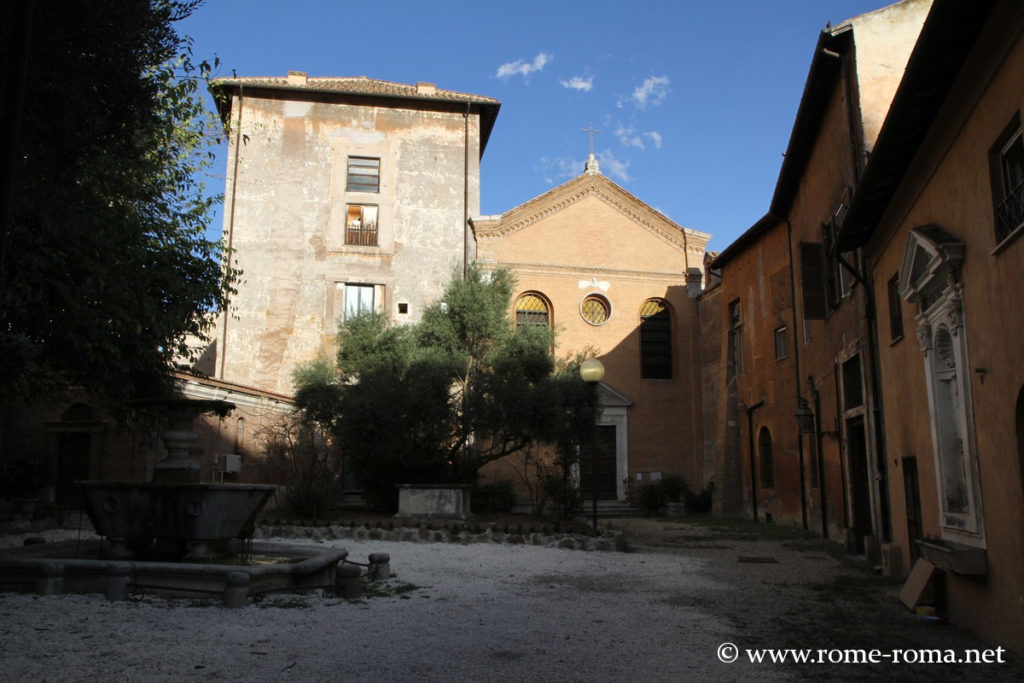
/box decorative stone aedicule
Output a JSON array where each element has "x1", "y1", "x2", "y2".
[{"x1": 899, "y1": 225, "x2": 984, "y2": 546}]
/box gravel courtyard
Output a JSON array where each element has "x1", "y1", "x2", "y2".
[{"x1": 0, "y1": 517, "x2": 1019, "y2": 681}]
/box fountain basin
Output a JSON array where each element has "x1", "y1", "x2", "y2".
[
  {"x1": 0, "y1": 539, "x2": 347, "y2": 606},
  {"x1": 77, "y1": 481, "x2": 277, "y2": 560}
]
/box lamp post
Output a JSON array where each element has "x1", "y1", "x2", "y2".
[{"x1": 579, "y1": 358, "x2": 605, "y2": 531}]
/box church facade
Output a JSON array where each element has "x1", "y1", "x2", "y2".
[{"x1": 473, "y1": 157, "x2": 711, "y2": 500}]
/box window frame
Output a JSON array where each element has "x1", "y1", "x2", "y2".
[
  {"x1": 727, "y1": 299, "x2": 744, "y2": 379},
  {"x1": 774, "y1": 325, "x2": 787, "y2": 361},
  {"x1": 343, "y1": 283, "x2": 377, "y2": 321},
  {"x1": 346, "y1": 156, "x2": 380, "y2": 193},
  {"x1": 887, "y1": 273, "x2": 904, "y2": 342},
  {"x1": 580, "y1": 293, "x2": 611, "y2": 326},
  {"x1": 345, "y1": 203, "x2": 379, "y2": 247},
  {"x1": 640, "y1": 298, "x2": 672, "y2": 380},
  {"x1": 515, "y1": 292, "x2": 551, "y2": 328},
  {"x1": 990, "y1": 113, "x2": 1024, "y2": 248}
]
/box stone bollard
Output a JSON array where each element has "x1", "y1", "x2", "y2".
[
  {"x1": 37, "y1": 563, "x2": 64, "y2": 596},
  {"x1": 366, "y1": 552, "x2": 391, "y2": 581},
  {"x1": 335, "y1": 562, "x2": 363, "y2": 599},
  {"x1": 105, "y1": 565, "x2": 131, "y2": 602},
  {"x1": 223, "y1": 571, "x2": 250, "y2": 608}
]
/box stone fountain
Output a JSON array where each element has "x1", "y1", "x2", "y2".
[
  {"x1": 0, "y1": 398, "x2": 354, "y2": 606},
  {"x1": 77, "y1": 398, "x2": 276, "y2": 561}
]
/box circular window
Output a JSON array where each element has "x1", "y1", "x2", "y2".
[{"x1": 580, "y1": 294, "x2": 611, "y2": 325}]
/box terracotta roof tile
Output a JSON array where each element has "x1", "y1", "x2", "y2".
[{"x1": 211, "y1": 74, "x2": 499, "y2": 106}]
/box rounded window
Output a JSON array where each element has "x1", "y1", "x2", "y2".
[
  {"x1": 580, "y1": 294, "x2": 611, "y2": 326},
  {"x1": 515, "y1": 292, "x2": 551, "y2": 327}
]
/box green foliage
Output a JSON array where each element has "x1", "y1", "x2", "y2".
[
  {"x1": 0, "y1": 1, "x2": 237, "y2": 416},
  {"x1": 471, "y1": 480, "x2": 517, "y2": 513},
  {"x1": 636, "y1": 481, "x2": 670, "y2": 514},
  {"x1": 293, "y1": 266, "x2": 592, "y2": 512},
  {"x1": 659, "y1": 475, "x2": 687, "y2": 503}
]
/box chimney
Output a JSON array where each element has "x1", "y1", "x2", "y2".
[
  {"x1": 416, "y1": 82, "x2": 436, "y2": 95},
  {"x1": 287, "y1": 71, "x2": 308, "y2": 85}
]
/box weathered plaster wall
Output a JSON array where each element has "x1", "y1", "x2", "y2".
[{"x1": 217, "y1": 93, "x2": 481, "y2": 395}]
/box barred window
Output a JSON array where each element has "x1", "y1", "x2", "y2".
[
  {"x1": 581, "y1": 294, "x2": 611, "y2": 326},
  {"x1": 640, "y1": 299, "x2": 671, "y2": 379},
  {"x1": 345, "y1": 204, "x2": 378, "y2": 246},
  {"x1": 515, "y1": 293, "x2": 550, "y2": 327}
]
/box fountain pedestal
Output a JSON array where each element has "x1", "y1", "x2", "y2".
[{"x1": 78, "y1": 397, "x2": 277, "y2": 561}]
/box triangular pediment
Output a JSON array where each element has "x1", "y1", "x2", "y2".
[
  {"x1": 898, "y1": 224, "x2": 965, "y2": 305},
  {"x1": 473, "y1": 172, "x2": 710, "y2": 255},
  {"x1": 597, "y1": 381, "x2": 632, "y2": 408}
]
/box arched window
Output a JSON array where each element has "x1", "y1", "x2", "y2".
[
  {"x1": 640, "y1": 298, "x2": 672, "y2": 379},
  {"x1": 759, "y1": 427, "x2": 774, "y2": 489},
  {"x1": 234, "y1": 417, "x2": 245, "y2": 453},
  {"x1": 515, "y1": 292, "x2": 550, "y2": 327}
]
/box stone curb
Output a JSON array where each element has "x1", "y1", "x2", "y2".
[{"x1": 256, "y1": 523, "x2": 628, "y2": 552}]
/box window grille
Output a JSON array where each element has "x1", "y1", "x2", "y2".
[
  {"x1": 515, "y1": 293, "x2": 550, "y2": 327},
  {"x1": 640, "y1": 299, "x2": 671, "y2": 379}
]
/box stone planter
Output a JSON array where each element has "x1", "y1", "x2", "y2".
[{"x1": 394, "y1": 484, "x2": 473, "y2": 520}]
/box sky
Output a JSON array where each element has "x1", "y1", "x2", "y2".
[{"x1": 179, "y1": 0, "x2": 898, "y2": 253}]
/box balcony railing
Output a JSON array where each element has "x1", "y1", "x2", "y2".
[
  {"x1": 995, "y1": 180, "x2": 1024, "y2": 243},
  {"x1": 345, "y1": 224, "x2": 378, "y2": 247}
]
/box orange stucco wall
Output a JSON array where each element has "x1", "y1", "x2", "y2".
[{"x1": 864, "y1": 9, "x2": 1024, "y2": 652}]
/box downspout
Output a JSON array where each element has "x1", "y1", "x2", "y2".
[
  {"x1": 809, "y1": 376, "x2": 829, "y2": 538},
  {"x1": 745, "y1": 398, "x2": 765, "y2": 521},
  {"x1": 219, "y1": 87, "x2": 243, "y2": 379},
  {"x1": 861, "y1": 260, "x2": 892, "y2": 542},
  {"x1": 780, "y1": 214, "x2": 809, "y2": 531},
  {"x1": 834, "y1": 361, "x2": 850, "y2": 529},
  {"x1": 463, "y1": 102, "x2": 470, "y2": 280}
]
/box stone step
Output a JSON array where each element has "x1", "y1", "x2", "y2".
[{"x1": 585, "y1": 500, "x2": 644, "y2": 518}]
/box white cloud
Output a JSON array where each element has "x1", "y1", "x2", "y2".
[
  {"x1": 620, "y1": 75, "x2": 670, "y2": 109},
  {"x1": 615, "y1": 124, "x2": 645, "y2": 150},
  {"x1": 597, "y1": 150, "x2": 631, "y2": 183},
  {"x1": 496, "y1": 52, "x2": 552, "y2": 80},
  {"x1": 538, "y1": 156, "x2": 582, "y2": 184},
  {"x1": 645, "y1": 131, "x2": 663, "y2": 149},
  {"x1": 560, "y1": 75, "x2": 593, "y2": 92}
]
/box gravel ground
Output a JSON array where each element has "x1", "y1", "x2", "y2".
[{"x1": 0, "y1": 517, "x2": 1020, "y2": 682}]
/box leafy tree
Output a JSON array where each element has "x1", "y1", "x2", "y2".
[
  {"x1": 294, "y1": 267, "x2": 594, "y2": 511},
  {"x1": 0, "y1": 1, "x2": 236, "y2": 423}
]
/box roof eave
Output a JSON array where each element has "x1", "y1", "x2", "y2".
[{"x1": 836, "y1": 0, "x2": 997, "y2": 251}]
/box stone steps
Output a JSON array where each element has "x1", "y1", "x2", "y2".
[{"x1": 585, "y1": 500, "x2": 644, "y2": 518}]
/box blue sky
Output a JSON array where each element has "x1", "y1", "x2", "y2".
[{"x1": 180, "y1": 0, "x2": 896, "y2": 252}]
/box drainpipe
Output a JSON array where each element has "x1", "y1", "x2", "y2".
[
  {"x1": 809, "y1": 376, "x2": 828, "y2": 538},
  {"x1": 219, "y1": 87, "x2": 243, "y2": 380},
  {"x1": 779, "y1": 214, "x2": 809, "y2": 531},
  {"x1": 745, "y1": 398, "x2": 765, "y2": 521},
  {"x1": 463, "y1": 102, "x2": 470, "y2": 279},
  {"x1": 834, "y1": 361, "x2": 850, "y2": 529}
]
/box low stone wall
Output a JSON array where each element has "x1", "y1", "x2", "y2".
[{"x1": 256, "y1": 522, "x2": 628, "y2": 552}]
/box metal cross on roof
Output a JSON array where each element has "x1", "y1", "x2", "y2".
[{"x1": 581, "y1": 123, "x2": 601, "y2": 156}]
